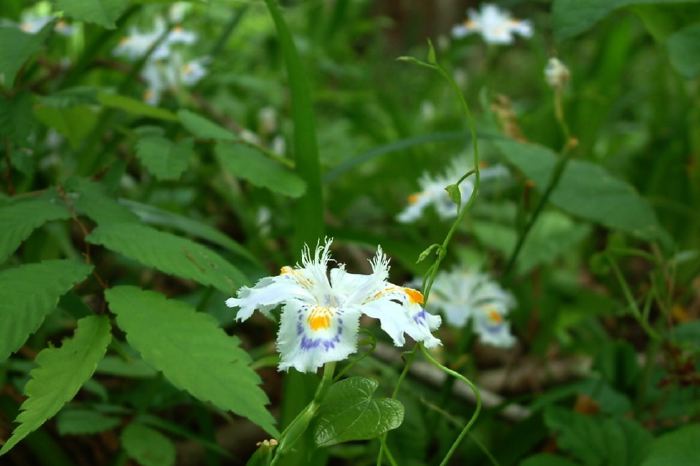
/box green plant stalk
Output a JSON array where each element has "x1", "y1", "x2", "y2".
[
  {"x1": 420, "y1": 345, "x2": 482, "y2": 466},
  {"x1": 606, "y1": 255, "x2": 660, "y2": 340},
  {"x1": 270, "y1": 362, "x2": 336, "y2": 466},
  {"x1": 264, "y1": 0, "x2": 324, "y2": 254},
  {"x1": 377, "y1": 43, "x2": 483, "y2": 465},
  {"x1": 503, "y1": 89, "x2": 574, "y2": 278}
]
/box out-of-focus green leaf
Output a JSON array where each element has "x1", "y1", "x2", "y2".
[
  {"x1": 121, "y1": 422, "x2": 175, "y2": 466},
  {"x1": 0, "y1": 316, "x2": 111, "y2": 455},
  {"x1": 667, "y1": 24, "x2": 700, "y2": 79},
  {"x1": 57, "y1": 408, "x2": 121, "y2": 436},
  {"x1": 34, "y1": 105, "x2": 98, "y2": 149},
  {"x1": 520, "y1": 453, "x2": 579, "y2": 466},
  {"x1": 177, "y1": 109, "x2": 236, "y2": 141},
  {"x1": 106, "y1": 286, "x2": 278, "y2": 436},
  {"x1": 55, "y1": 0, "x2": 128, "y2": 29},
  {"x1": 495, "y1": 139, "x2": 666, "y2": 241},
  {"x1": 544, "y1": 407, "x2": 652, "y2": 466},
  {"x1": 671, "y1": 321, "x2": 700, "y2": 350},
  {"x1": 0, "y1": 260, "x2": 93, "y2": 363},
  {"x1": 264, "y1": 0, "x2": 324, "y2": 252},
  {"x1": 135, "y1": 136, "x2": 193, "y2": 181},
  {"x1": 215, "y1": 142, "x2": 307, "y2": 198},
  {"x1": 0, "y1": 92, "x2": 36, "y2": 143},
  {"x1": 641, "y1": 423, "x2": 700, "y2": 466},
  {"x1": 552, "y1": 0, "x2": 687, "y2": 40},
  {"x1": 0, "y1": 24, "x2": 52, "y2": 87},
  {"x1": 98, "y1": 93, "x2": 177, "y2": 121},
  {"x1": 64, "y1": 177, "x2": 138, "y2": 226},
  {"x1": 314, "y1": 377, "x2": 404, "y2": 447},
  {"x1": 120, "y1": 199, "x2": 260, "y2": 264},
  {"x1": 0, "y1": 193, "x2": 71, "y2": 263},
  {"x1": 96, "y1": 356, "x2": 157, "y2": 378},
  {"x1": 87, "y1": 223, "x2": 248, "y2": 293}
]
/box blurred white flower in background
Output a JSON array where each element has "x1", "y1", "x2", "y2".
[
  {"x1": 544, "y1": 57, "x2": 570, "y2": 89},
  {"x1": 425, "y1": 268, "x2": 516, "y2": 347},
  {"x1": 13, "y1": 9, "x2": 74, "y2": 36},
  {"x1": 452, "y1": 3, "x2": 532, "y2": 45},
  {"x1": 258, "y1": 106, "x2": 278, "y2": 135},
  {"x1": 397, "y1": 158, "x2": 509, "y2": 223}
]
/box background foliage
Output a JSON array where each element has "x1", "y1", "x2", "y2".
[{"x1": 1, "y1": 0, "x2": 699, "y2": 465}]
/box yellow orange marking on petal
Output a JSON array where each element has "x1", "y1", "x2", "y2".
[
  {"x1": 407, "y1": 193, "x2": 420, "y2": 204},
  {"x1": 487, "y1": 308, "x2": 503, "y2": 324},
  {"x1": 404, "y1": 287, "x2": 424, "y2": 305},
  {"x1": 280, "y1": 265, "x2": 293, "y2": 275},
  {"x1": 307, "y1": 306, "x2": 333, "y2": 331}
]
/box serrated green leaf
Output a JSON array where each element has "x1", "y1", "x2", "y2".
[
  {"x1": 98, "y1": 93, "x2": 177, "y2": 121},
  {"x1": 314, "y1": 377, "x2": 404, "y2": 447},
  {"x1": 177, "y1": 109, "x2": 237, "y2": 141},
  {"x1": 667, "y1": 24, "x2": 700, "y2": 79},
  {"x1": 215, "y1": 142, "x2": 306, "y2": 198},
  {"x1": 0, "y1": 24, "x2": 52, "y2": 88},
  {"x1": 642, "y1": 423, "x2": 700, "y2": 466},
  {"x1": 552, "y1": 0, "x2": 686, "y2": 40},
  {"x1": 135, "y1": 136, "x2": 194, "y2": 181},
  {"x1": 57, "y1": 408, "x2": 121, "y2": 436},
  {"x1": 0, "y1": 193, "x2": 71, "y2": 264},
  {"x1": 0, "y1": 260, "x2": 93, "y2": 363},
  {"x1": 495, "y1": 139, "x2": 666, "y2": 241},
  {"x1": 64, "y1": 177, "x2": 138, "y2": 226},
  {"x1": 34, "y1": 105, "x2": 98, "y2": 149},
  {"x1": 106, "y1": 286, "x2": 277, "y2": 436},
  {"x1": 121, "y1": 422, "x2": 175, "y2": 466},
  {"x1": 55, "y1": 0, "x2": 128, "y2": 29},
  {"x1": 87, "y1": 223, "x2": 247, "y2": 293},
  {"x1": 0, "y1": 316, "x2": 111, "y2": 455}
]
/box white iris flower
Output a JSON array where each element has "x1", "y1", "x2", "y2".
[
  {"x1": 226, "y1": 239, "x2": 442, "y2": 373},
  {"x1": 141, "y1": 55, "x2": 208, "y2": 104},
  {"x1": 544, "y1": 57, "x2": 570, "y2": 89},
  {"x1": 115, "y1": 19, "x2": 197, "y2": 61},
  {"x1": 397, "y1": 159, "x2": 508, "y2": 223},
  {"x1": 451, "y1": 4, "x2": 532, "y2": 45},
  {"x1": 427, "y1": 269, "x2": 516, "y2": 347},
  {"x1": 18, "y1": 12, "x2": 74, "y2": 36}
]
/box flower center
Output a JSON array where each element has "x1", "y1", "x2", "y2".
[
  {"x1": 487, "y1": 308, "x2": 503, "y2": 324},
  {"x1": 407, "y1": 193, "x2": 420, "y2": 204},
  {"x1": 403, "y1": 287, "x2": 424, "y2": 305},
  {"x1": 307, "y1": 306, "x2": 333, "y2": 331}
]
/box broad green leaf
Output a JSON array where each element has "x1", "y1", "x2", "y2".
[
  {"x1": 0, "y1": 316, "x2": 111, "y2": 455},
  {"x1": 55, "y1": 0, "x2": 129, "y2": 29},
  {"x1": 552, "y1": 0, "x2": 687, "y2": 40},
  {"x1": 57, "y1": 408, "x2": 121, "y2": 436},
  {"x1": 667, "y1": 24, "x2": 700, "y2": 79},
  {"x1": 121, "y1": 423, "x2": 175, "y2": 466},
  {"x1": 0, "y1": 25, "x2": 51, "y2": 87},
  {"x1": 0, "y1": 92, "x2": 36, "y2": 143},
  {"x1": 177, "y1": 109, "x2": 237, "y2": 141},
  {"x1": 671, "y1": 321, "x2": 700, "y2": 350},
  {"x1": 64, "y1": 177, "x2": 138, "y2": 226},
  {"x1": 521, "y1": 453, "x2": 579, "y2": 466},
  {"x1": 642, "y1": 423, "x2": 700, "y2": 466},
  {"x1": 495, "y1": 139, "x2": 665, "y2": 241},
  {"x1": 0, "y1": 193, "x2": 71, "y2": 263},
  {"x1": 120, "y1": 199, "x2": 260, "y2": 265},
  {"x1": 97, "y1": 356, "x2": 158, "y2": 378},
  {"x1": 34, "y1": 105, "x2": 98, "y2": 149},
  {"x1": 106, "y1": 286, "x2": 277, "y2": 436},
  {"x1": 87, "y1": 223, "x2": 248, "y2": 293},
  {"x1": 314, "y1": 377, "x2": 404, "y2": 447},
  {"x1": 264, "y1": 0, "x2": 324, "y2": 251},
  {"x1": 135, "y1": 136, "x2": 194, "y2": 181},
  {"x1": 215, "y1": 142, "x2": 306, "y2": 198},
  {"x1": 544, "y1": 407, "x2": 652, "y2": 466},
  {"x1": 98, "y1": 93, "x2": 177, "y2": 121},
  {"x1": 0, "y1": 260, "x2": 93, "y2": 363}
]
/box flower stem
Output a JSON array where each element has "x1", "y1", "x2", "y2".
[{"x1": 270, "y1": 362, "x2": 336, "y2": 465}]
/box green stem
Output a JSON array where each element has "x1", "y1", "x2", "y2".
[
  {"x1": 270, "y1": 362, "x2": 336, "y2": 465},
  {"x1": 420, "y1": 345, "x2": 482, "y2": 466}
]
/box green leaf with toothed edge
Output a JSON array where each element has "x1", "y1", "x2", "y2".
[
  {"x1": 55, "y1": 0, "x2": 128, "y2": 29},
  {"x1": 0, "y1": 316, "x2": 111, "y2": 455},
  {"x1": 0, "y1": 260, "x2": 93, "y2": 364},
  {"x1": 0, "y1": 193, "x2": 71, "y2": 264},
  {"x1": 135, "y1": 136, "x2": 194, "y2": 181},
  {"x1": 106, "y1": 286, "x2": 278, "y2": 436},
  {"x1": 121, "y1": 422, "x2": 176, "y2": 466},
  {"x1": 86, "y1": 222, "x2": 248, "y2": 293}
]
